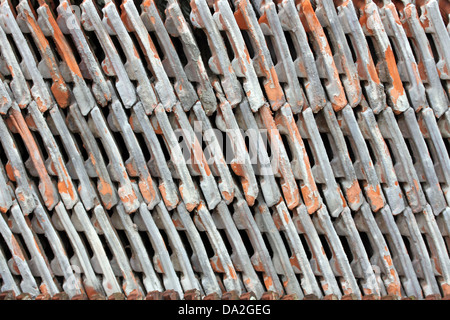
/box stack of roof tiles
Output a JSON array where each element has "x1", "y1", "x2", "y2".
[{"x1": 0, "y1": 0, "x2": 449, "y2": 300}]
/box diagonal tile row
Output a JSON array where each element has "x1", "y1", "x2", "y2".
[{"x1": 0, "y1": 0, "x2": 449, "y2": 300}]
